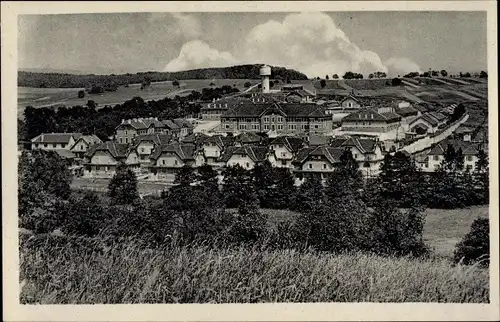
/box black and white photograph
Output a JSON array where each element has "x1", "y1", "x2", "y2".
[{"x1": 2, "y1": 1, "x2": 498, "y2": 321}]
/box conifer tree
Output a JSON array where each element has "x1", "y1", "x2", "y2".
[{"x1": 108, "y1": 162, "x2": 138, "y2": 205}]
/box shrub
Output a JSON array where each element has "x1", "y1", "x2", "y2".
[
  {"x1": 108, "y1": 162, "x2": 139, "y2": 205},
  {"x1": 454, "y1": 218, "x2": 489, "y2": 266}
]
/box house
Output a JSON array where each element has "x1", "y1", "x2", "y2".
[
  {"x1": 234, "y1": 132, "x2": 263, "y2": 146},
  {"x1": 268, "y1": 136, "x2": 306, "y2": 168},
  {"x1": 419, "y1": 140, "x2": 483, "y2": 172},
  {"x1": 173, "y1": 118, "x2": 195, "y2": 138},
  {"x1": 454, "y1": 126, "x2": 475, "y2": 142},
  {"x1": 149, "y1": 143, "x2": 197, "y2": 178},
  {"x1": 69, "y1": 135, "x2": 102, "y2": 159},
  {"x1": 408, "y1": 112, "x2": 447, "y2": 135},
  {"x1": 293, "y1": 145, "x2": 345, "y2": 180},
  {"x1": 340, "y1": 94, "x2": 362, "y2": 109},
  {"x1": 284, "y1": 89, "x2": 315, "y2": 103},
  {"x1": 162, "y1": 120, "x2": 181, "y2": 138},
  {"x1": 220, "y1": 102, "x2": 332, "y2": 135},
  {"x1": 219, "y1": 145, "x2": 268, "y2": 170},
  {"x1": 341, "y1": 107, "x2": 401, "y2": 133},
  {"x1": 31, "y1": 133, "x2": 82, "y2": 151},
  {"x1": 115, "y1": 117, "x2": 164, "y2": 144},
  {"x1": 132, "y1": 134, "x2": 173, "y2": 166},
  {"x1": 395, "y1": 104, "x2": 421, "y2": 132},
  {"x1": 200, "y1": 98, "x2": 240, "y2": 120},
  {"x1": 330, "y1": 136, "x2": 385, "y2": 177},
  {"x1": 84, "y1": 141, "x2": 140, "y2": 177},
  {"x1": 198, "y1": 135, "x2": 235, "y2": 167}
]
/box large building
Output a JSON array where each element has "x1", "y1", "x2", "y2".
[
  {"x1": 341, "y1": 106, "x2": 402, "y2": 133},
  {"x1": 220, "y1": 102, "x2": 332, "y2": 135}
]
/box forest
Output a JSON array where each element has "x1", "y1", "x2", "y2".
[{"x1": 18, "y1": 65, "x2": 309, "y2": 88}]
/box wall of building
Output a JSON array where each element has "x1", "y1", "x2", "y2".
[
  {"x1": 342, "y1": 120, "x2": 399, "y2": 133},
  {"x1": 227, "y1": 155, "x2": 256, "y2": 169},
  {"x1": 31, "y1": 137, "x2": 75, "y2": 151}
]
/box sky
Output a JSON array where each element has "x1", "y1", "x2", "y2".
[{"x1": 18, "y1": 11, "x2": 487, "y2": 78}]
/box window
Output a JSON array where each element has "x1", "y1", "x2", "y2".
[
  {"x1": 308, "y1": 163, "x2": 313, "y2": 169},
  {"x1": 239, "y1": 124, "x2": 247, "y2": 130},
  {"x1": 466, "y1": 165, "x2": 473, "y2": 171},
  {"x1": 52, "y1": 144, "x2": 56, "y2": 148},
  {"x1": 264, "y1": 117, "x2": 270, "y2": 123},
  {"x1": 271, "y1": 117, "x2": 275, "y2": 123},
  {"x1": 246, "y1": 162, "x2": 250, "y2": 168},
  {"x1": 80, "y1": 145, "x2": 84, "y2": 150},
  {"x1": 264, "y1": 125, "x2": 270, "y2": 130},
  {"x1": 125, "y1": 138, "x2": 128, "y2": 144},
  {"x1": 363, "y1": 162, "x2": 370, "y2": 168},
  {"x1": 314, "y1": 125, "x2": 319, "y2": 129},
  {"x1": 61, "y1": 144, "x2": 66, "y2": 148},
  {"x1": 281, "y1": 152, "x2": 287, "y2": 157},
  {"x1": 96, "y1": 166, "x2": 100, "y2": 171},
  {"x1": 466, "y1": 155, "x2": 473, "y2": 161},
  {"x1": 125, "y1": 130, "x2": 128, "y2": 135},
  {"x1": 162, "y1": 159, "x2": 166, "y2": 165},
  {"x1": 174, "y1": 160, "x2": 178, "y2": 166},
  {"x1": 277, "y1": 125, "x2": 283, "y2": 130},
  {"x1": 433, "y1": 155, "x2": 439, "y2": 161},
  {"x1": 277, "y1": 116, "x2": 283, "y2": 123},
  {"x1": 354, "y1": 153, "x2": 358, "y2": 159},
  {"x1": 281, "y1": 160, "x2": 287, "y2": 166},
  {"x1": 141, "y1": 147, "x2": 145, "y2": 153},
  {"x1": 225, "y1": 125, "x2": 231, "y2": 129},
  {"x1": 322, "y1": 164, "x2": 327, "y2": 169}
]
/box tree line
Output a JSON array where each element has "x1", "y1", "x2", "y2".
[
  {"x1": 18, "y1": 147, "x2": 489, "y2": 265},
  {"x1": 18, "y1": 65, "x2": 308, "y2": 88}
]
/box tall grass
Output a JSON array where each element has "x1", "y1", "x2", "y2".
[{"x1": 20, "y1": 234, "x2": 489, "y2": 304}]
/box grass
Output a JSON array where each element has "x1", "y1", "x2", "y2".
[
  {"x1": 18, "y1": 79, "x2": 259, "y2": 116},
  {"x1": 19, "y1": 234, "x2": 489, "y2": 304}
]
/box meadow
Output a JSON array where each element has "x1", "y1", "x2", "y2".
[
  {"x1": 17, "y1": 79, "x2": 260, "y2": 116},
  {"x1": 19, "y1": 233, "x2": 489, "y2": 304}
]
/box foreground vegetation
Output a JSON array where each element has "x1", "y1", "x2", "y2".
[
  {"x1": 20, "y1": 234, "x2": 489, "y2": 304},
  {"x1": 18, "y1": 148, "x2": 490, "y2": 303}
]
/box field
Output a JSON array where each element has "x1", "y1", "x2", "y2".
[
  {"x1": 20, "y1": 235, "x2": 488, "y2": 304},
  {"x1": 71, "y1": 177, "x2": 173, "y2": 197},
  {"x1": 17, "y1": 79, "x2": 260, "y2": 117}
]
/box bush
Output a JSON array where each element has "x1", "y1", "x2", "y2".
[{"x1": 454, "y1": 218, "x2": 489, "y2": 266}]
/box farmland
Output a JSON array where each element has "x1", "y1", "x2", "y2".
[{"x1": 17, "y1": 79, "x2": 260, "y2": 117}]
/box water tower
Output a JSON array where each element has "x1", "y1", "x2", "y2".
[{"x1": 259, "y1": 65, "x2": 271, "y2": 94}]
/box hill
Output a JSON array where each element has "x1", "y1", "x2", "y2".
[{"x1": 18, "y1": 64, "x2": 308, "y2": 88}]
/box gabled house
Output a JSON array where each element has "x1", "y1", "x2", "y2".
[
  {"x1": 293, "y1": 145, "x2": 345, "y2": 180},
  {"x1": 219, "y1": 145, "x2": 268, "y2": 170},
  {"x1": 395, "y1": 104, "x2": 421, "y2": 131},
  {"x1": 284, "y1": 89, "x2": 315, "y2": 103},
  {"x1": 200, "y1": 98, "x2": 240, "y2": 120},
  {"x1": 173, "y1": 118, "x2": 195, "y2": 138},
  {"x1": 268, "y1": 136, "x2": 306, "y2": 168},
  {"x1": 220, "y1": 102, "x2": 332, "y2": 135},
  {"x1": 408, "y1": 112, "x2": 447, "y2": 135},
  {"x1": 198, "y1": 135, "x2": 235, "y2": 167},
  {"x1": 69, "y1": 135, "x2": 102, "y2": 159},
  {"x1": 162, "y1": 119, "x2": 181, "y2": 138},
  {"x1": 340, "y1": 94, "x2": 362, "y2": 109},
  {"x1": 149, "y1": 143, "x2": 197, "y2": 178},
  {"x1": 419, "y1": 139, "x2": 484, "y2": 172},
  {"x1": 132, "y1": 134, "x2": 173, "y2": 165},
  {"x1": 330, "y1": 136, "x2": 385, "y2": 177},
  {"x1": 84, "y1": 141, "x2": 140, "y2": 177},
  {"x1": 31, "y1": 133, "x2": 83, "y2": 152},
  {"x1": 341, "y1": 107, "x2": 401, "y2": 133},
  {"x1": 115, "y1": 117, "x2": 164, "y2": 144},
  {"x1": 234, "y1": 132, "x2": 263, "y2": 146}
]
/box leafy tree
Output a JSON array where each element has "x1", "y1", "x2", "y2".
[
  {"x1": 325, "y1": 75, "x2": 329, "y2": 80},
  {"x1": 87, "y1": 100, "x2": 97, "y2": 109},
  {"x1": 174, "y1": 165, "x2": 196, "y2": 186},
  {"x1": 18, "y1": 150, "x2": 72, "y2": 232},
  {"x1": 107, "y1": 162, "x2": 139, "y2": 205},
  {"x1": 64, "y1": 191, "x2": 104, "y2": 237},
  {"x1": 294, "y1": 173, "x2": 324, "y2": 213},
  {"x1": 404, "y1": 72, "x2": 419, "y2": 78},
  {"x1": 450, "y1": 103, "x2": 466, "y2": 122},
  {"x1": 440, "y1": 70, "x2": 448, "y2": 77},
  {"x1": 474, "y1": 149, "x2": 489, "y2": 204},
  {"x1": 391, "y1": 78, "x2": 402, "y2": 86},
  {"x1": 363, "y1": 199, "x2": 428, "y2": 256},
  {"x1": 431, "y1": 70, "x2": 439, "y2": 77},
  {"x1": 172, "y1": 80, "x2": 180, "y2": 87},
  {"x1": 325, "y1": 148, "x2": 362, "y2": 199},
  {"x1": 479, "y1": 71, "x2": 488, "y2": 78},
  {"x1": 222, "y1": 165, "x2": 256, "y2": 209},
  {"x1": 368, "y1": 73, "x2": 374, "y2": 79},
  {"x1": 454, "y1": 218, "x2": 489, "y2": 266},
  {"x1": 332, "y1": 74, "x2": 339, "y2": 79},
  {"x1": 320, "y1": 79, "x2": 327, "y2": 88},
  {"x1": 78, "y1": 90, "x2": 85, "y2": 98},
  {"x1": 244, "y1": 81, "x2": 252, "y2": 88}
]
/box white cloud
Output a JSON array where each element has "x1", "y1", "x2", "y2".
[
  {"x1": 384, "y1": 57, "x2": 422, "y2": 76},
  {"x1": 164, "y1": 40, "x2": 239, "y2": 72},
  {"x1": 163, "y1": 12, "x2": 421, "y2": 78}
]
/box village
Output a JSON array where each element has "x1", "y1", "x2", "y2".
[{"x1": 26, "y1": 65, "x2": 488, "y2": 192}]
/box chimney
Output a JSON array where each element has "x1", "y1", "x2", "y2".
[
  {"x1": 122, "y1": 119, "x2": 125, "y2": 124},
  {"x1": 212, "y1": 98, "x2": 216, "y2": 103}
]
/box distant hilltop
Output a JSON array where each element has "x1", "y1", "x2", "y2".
[{"x1": 18, "y1": 64, "x2": 309, "y2": 88}]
